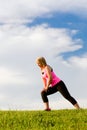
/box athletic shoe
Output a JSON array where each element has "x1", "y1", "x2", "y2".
[{"x1": 44, "y1": 108, "x2": 51, "y2": 111}]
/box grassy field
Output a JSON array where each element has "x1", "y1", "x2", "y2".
[{"x1": 0, "y1": 109, "x2": 87, "y2": 130}]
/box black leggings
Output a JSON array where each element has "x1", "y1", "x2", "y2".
[{"x1": 41, "y1": 80, "x2": 77, "y2": 105}]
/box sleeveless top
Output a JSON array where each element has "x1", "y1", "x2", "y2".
[{"x1": 42, "y1": 67, "x2": 61, "y2": 87}]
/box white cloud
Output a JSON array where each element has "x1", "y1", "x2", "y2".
[
  {"x1": 0, "y1": 0, "x2": 87, "y2": 24},
  {"x1": 0, "y1": 67, "x2": 29, "y2": 85},
  {"x1": 67, "y1": 54, "x2": 87, "y2": 69},
  {"x1": 0, "y1": 24, "x2": 83, "y2": 63}
]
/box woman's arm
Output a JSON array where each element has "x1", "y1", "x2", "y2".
[
  {"x1": 45, "y1": 65, "x2": 52, "y2": 90},
  {"x1": 42, "y1": 77, "x2": 47, "y2": 89}
]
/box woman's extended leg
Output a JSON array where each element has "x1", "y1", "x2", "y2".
[{"x1": 57, "y1": 81, "x2": 80, "y2": 109}]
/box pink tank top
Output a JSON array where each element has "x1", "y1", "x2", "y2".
[{"x1": 42, "y1": 68, "x2": 61, "y2": 87}]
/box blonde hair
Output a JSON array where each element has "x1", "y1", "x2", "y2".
[{"x1": 36, "y1": 57, "x2": 47, "y2": 66}]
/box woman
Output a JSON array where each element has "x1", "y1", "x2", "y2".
[{"x1": 36, "y1": 57, "x2": 80, "y2": 111}]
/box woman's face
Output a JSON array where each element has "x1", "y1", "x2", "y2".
[{"x1": 37, "y1": 62, "x2": 42, "y2": 68}]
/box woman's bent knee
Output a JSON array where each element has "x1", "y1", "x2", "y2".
[
  {"x1": 41, "y1": 90, "x2": 46, "y2": 96},
  {"x1": 41, "y1": 90, "x2": 48, "y2": 102}
]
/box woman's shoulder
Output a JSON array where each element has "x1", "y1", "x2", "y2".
[
  {"x1": 41, "y1": 65, "x2": 53, "y2": 71},
  {"x1": 45, "y1": 65, "x2": 53, "y2": 72},
  {"x1": 47, "y1": 65, "x2": 53, "y2": 71}
]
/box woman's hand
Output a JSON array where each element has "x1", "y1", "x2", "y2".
[{"x1": 44, "y1": 86, "x2": 49, "y2": 92}]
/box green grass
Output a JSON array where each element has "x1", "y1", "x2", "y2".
[{"x1": 0, "y1": 109, "x2": 87, "y2": 130}]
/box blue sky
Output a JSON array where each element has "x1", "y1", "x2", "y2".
[{"x1": 0, "y1": 0, "x2": 87, "y2": 110}]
